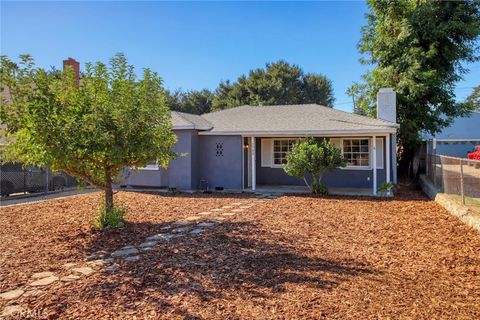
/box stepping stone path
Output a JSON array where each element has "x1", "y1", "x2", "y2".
[
  {"x1": 1, "y1": 192, "x2": 280, "y2": 317},
  {"x1": 190, "y1": 228, "x2": 204, "y2": 235},
  {"x1": 72, "y1": 267, "x2": 95, "y2": 276},
  {"x1": 111, "y1": 247, "x2": 139, "y2": 257},
  {"x1": 0, "y1": 289, "x2": 24, "y2": 300},
  {"x1": 2, "y1": 305, "x2": 24, "y2": 317},
  {"x1": 61, "y1": 274, "x2": 81, "y2": 282},
  {"x1": 29, "y1": 275, "x2": 59, "y2": 287}
]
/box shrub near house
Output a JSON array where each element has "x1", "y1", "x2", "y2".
[{"x1": 284, "y1": 139, "x2": 346, "y2": 194}]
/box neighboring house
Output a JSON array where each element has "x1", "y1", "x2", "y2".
[
  {"x1": 123, "y1": 89, "x2": 399, "y2": 196},
  {"x1": 424, "y1": 110, "x2": 480, "y2": 158}
]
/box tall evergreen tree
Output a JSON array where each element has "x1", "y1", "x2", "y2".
[
  {"x1": 350, "y1": 0, "x2": 480, "y2": 171},
  {"x1": 212, "y1": 61, "x2": 334, "y2": 111},
  {"x1": 167, "y1": 89, "x2": 213, "y2": 114}
]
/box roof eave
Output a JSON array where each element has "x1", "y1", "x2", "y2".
[{"x1": 198, "y1": 128, "x2": 398, "y2": 136}]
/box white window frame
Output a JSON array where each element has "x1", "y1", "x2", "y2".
[
  {"x1": 341, "y1": 138, "x2": 371, "y2": 170},
  {"x1": 270, "y1": 138, "x2": 300, "y2": 168}
]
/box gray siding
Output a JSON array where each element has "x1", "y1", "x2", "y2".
[
  {"x1": 255, "y1": 137, "x2": 389, "y2": 189},
  {"x1": 168, "y1": 129, "x2": 198, "y2": 190},
  {"x1": 125, "y1": 169, "x2": 168, "y2": 187},
  {"x1": 198, "y1": 135, "x2": 243, "y2": 190}
]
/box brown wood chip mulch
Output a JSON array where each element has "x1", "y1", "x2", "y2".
[{"x1": 1, "y1": 188, "x2": 479, "y2": 319}]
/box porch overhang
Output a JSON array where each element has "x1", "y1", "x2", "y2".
[{"x1": 199, "y1": 128, "x2": 398, "y2": 136}]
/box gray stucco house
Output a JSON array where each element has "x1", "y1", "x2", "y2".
[{"x1": 122, "y1": 88, "x2": 399, "y2": 196}]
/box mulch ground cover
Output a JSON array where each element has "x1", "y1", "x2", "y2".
[{"x1": 1, "y1": 186, "x2": 480, "y2": 319}]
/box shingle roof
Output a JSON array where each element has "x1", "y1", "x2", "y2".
[
  {"x1": 171, "y1": 111, "x2": 213, "y2": 130},
  {"x1": 199, "y1": 104, "x2": 398, "y2": 135}
]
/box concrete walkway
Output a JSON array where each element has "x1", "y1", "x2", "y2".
[{"x1": 0, "y1": 188, "x2": 99, "y2": 207}]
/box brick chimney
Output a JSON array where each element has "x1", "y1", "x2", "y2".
[{"x1": 63, "y1": 58, "x2": 80, "y2": 86}]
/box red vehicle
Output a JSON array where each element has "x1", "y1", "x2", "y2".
[{"x1": 467, "y1": 146, "x2": 480, "y2": 160}]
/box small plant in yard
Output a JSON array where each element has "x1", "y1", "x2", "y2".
[
  {"x1": 378, "y1": 182, "x2": 394, "y2": 197},
  {"x1": 284, "y1": 138, "x2": 346, "y2": 194},
  {"x1": 311, "y1": 181, "x2": 328, "y2": 195},
  {"x1": 94, "y1": 204, "x2": 126, "y2": 229}
]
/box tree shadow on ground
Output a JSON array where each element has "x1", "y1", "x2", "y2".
[{"x1": 46, "y1": 219, "x2": 379, "y2": 319}]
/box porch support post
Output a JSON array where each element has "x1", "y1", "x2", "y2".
[
  {"x1": 372, "y1": 135, "x2": 377, "y2": 195},
  {"x1": 251, "y1": 136, "x2": 256, "y2": 191},
  {"x1": 386, "y1": 134, "x2": 391, "y2": 183},
  {"x1": 386, "y1": 134, "x2": 391, "y2": 196}
]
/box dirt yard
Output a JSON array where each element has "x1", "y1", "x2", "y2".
[{"x1": 1, "y1": 188, "x2": 480, "y2": 319}]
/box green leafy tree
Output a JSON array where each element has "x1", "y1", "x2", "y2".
[
  {"x1": 212, "y1": 60, "x2": 334, "y2": 111},
  {"x1": 467, "y1": 85, "x2": 480, "y2": 109},
  {"x1": 166, "y1": 88, "x2": 213, "y2": 114},
  {"x1": 350, "y1": 0, "x2": 480, "y2": 171},
  {"x1": 0, "y1": 53, "x2": 177, "y2": 211},
  {"x1": 283, "y1": 139, "x2": 345, "y2": 193}
]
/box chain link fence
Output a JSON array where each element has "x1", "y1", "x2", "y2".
[
  {"x1": 426, "y1": 154, "x2": 480, "y2": 208},
  {"x1": 0, "y1": 162, "x2": 79, "y2": 197}
]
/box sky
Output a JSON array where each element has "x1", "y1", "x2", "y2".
[{"x1": 1, "y1": 1, "x2": 478, "y2": 112}]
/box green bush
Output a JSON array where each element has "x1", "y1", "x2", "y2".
[
  {"x1": 94, "y1": 204, "x2": 126, "y2": 229},
  {"x1": 284, "y1": 138, "x2": 345, "y2": 194},
  {"x1": 311, "y1": 181, "x2": 328, "y2": 195},
  {"x1": 378, "y1": 182, "x2": 394, "y2": 196}
]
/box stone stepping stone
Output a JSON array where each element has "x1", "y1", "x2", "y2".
[
  {"x1": 190, "y1": 228, "x2": 204, "y2": 235},
  {"x1": 172, "y1": 227, "x2": 190, "y2": 233},
  {"x1": 120, "y1": 245, "x2": 136, "y2": 250},
  {"x1": 221, "y1": 212, "x2": 236, "y2": 216},
  {"x1": 2, "y1": 305, "x2": 24, "y2": 317},
  {"x1": 103, "y1": 264, "x2": 120, "y2": 273},
  {"x1": 61, "y1": 274, "x2": 81, "y2": 282},
  {"x1": 160, "y1": 226, "x2": 172, "y2": 230},
  {"x1": 31, "y1": 271, "x2": 55, "y2": 279},
  {"x1": 146, "y1": 234, "x2": 164, "y2": 241},
  {"x1": 124, "y1": 255, "x2": 140, "y2": 262},
  {"x1": 86, "y1": 252, "x2": 105, "y2": 261},
  {"x1": 62, "y1": 262, "x2": 77, "y2": 269},
  {"x1": 231, "y1": 202, "x2": 242, "y2": 205},
  {"x1": 239, "y1": 205, "x2": 253, "y2": 209},
  {"x1": 23, "y1": 289, "x2": 42, "y2": 297},
  {"x1": 29, "y1": 275, "x2": 59, "y2": 287},
  {"x1": 198, "y1": 211, "x2": 212, "y2": 215},
  {"x1": 140, "y1": 247, "x2": 153, "y2": 252},
  {"x1": 197, "y1": 222, "x2": 216, "y2": 228},
  {"x1": 0, "y1": 289, "x2": 24, "y2": 300},
  {"x1": 72, "y1": 267, "x2": 95, "y2": 276},
  {"x1": 232, "y1": 209, "x2": 244, "y2": 212},
  {"x1": 211, "y1": 208, "x2": 223, "y2": 212},
  {"x1": 173, "y1": 220, "x2": 189, "y2": 226},
  {"x1": 162, "y1": 233, "x2": 183, "y2": 239},
  {"x1": 87, "y1": 258, "x2": 113, "y2": 267},
  {"x1": 111, "y1": 247, "x2": 139, "y2": 257},
  {"x1": 212, "y1": 217, "x2": 226, "y2": 222},
  {"x1": 139, "y1": 241, "x2": 157, "y2": 248}
]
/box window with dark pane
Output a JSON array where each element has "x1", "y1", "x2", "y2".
[
  {"x1": 273, "y1": 139, "x2": 296, "y2": 165},
  {"x1": 215, "y1": 142, "x2": 224, "y2": 157},
  {"x1": 342, "y1": 139, "x2": 370, "y2": 167}
]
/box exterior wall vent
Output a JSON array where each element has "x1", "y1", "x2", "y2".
[{"x1": 215, "y1": 142, "x2": 224, "y2": 157}]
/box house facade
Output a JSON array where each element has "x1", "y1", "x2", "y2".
[{"x1": 122, "y1": 89, "x2": 399, "y2": 195}]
